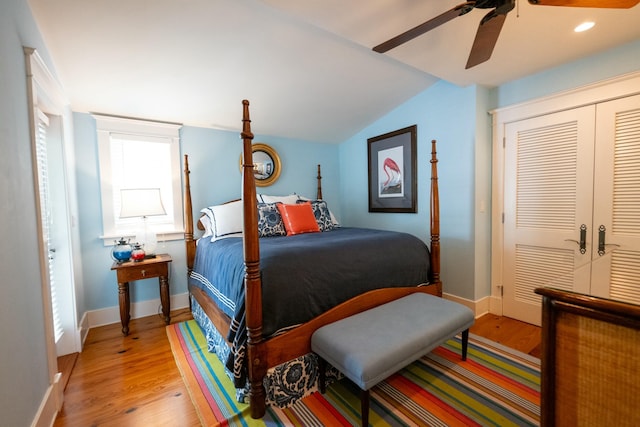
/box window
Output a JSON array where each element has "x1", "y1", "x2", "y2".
[{"x1": 95, "y1": 114, "x2": 183, "y2": 244}]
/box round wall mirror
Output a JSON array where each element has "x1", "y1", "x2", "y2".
[{"x1": 240, "y1": 143, "x2": 281, "y2": 187}]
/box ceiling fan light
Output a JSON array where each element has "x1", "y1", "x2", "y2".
[{"x1": 574, "y1": 21, "x2": 595, "y2": 32}]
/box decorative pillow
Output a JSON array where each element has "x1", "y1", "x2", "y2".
[
  {"x1": 257, "y1": 203, "x2": 286, "y2": 237},
  {"x1": 258, "y1": 194, "x2": 300, "y2": 205},
  {"x1": 297, "y1": 195, "x2": 340, "y2": 227},
  {"x1": 200, "y1": 200, "x2": 243, "y2": 240},
  {"x1": 276, "y1": 202, "x2": 320, "y2": 236},
  {"x1": 297, "y1": 199, "x2": 334, "y2": 231}
]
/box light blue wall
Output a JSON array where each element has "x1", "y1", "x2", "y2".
[
  {"x1": 73, "y1": 113, "x2": 340, "y2": 312},
  {"x1": 338, "y1": 81, "x2": 482, "y2": 300},
  {"x1": 336, "y1": 40, "x2": 640, "y2": 303},
  {"x1": 0, "y1": 0, "x2": 58, "y2": 425},
  {"x1": 473, "y1": 86, "x2": 493, "y2": 302},
  {"x1": 493, "y1": 39, "x2": 640, "y2": 108},
  {"x1": 180, "y1": 126, "x2": 341, "y2": 217}
]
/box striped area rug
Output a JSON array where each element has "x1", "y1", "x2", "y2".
[{"x1": 167, "y1": 320, "x2": 540, "y2": 426}]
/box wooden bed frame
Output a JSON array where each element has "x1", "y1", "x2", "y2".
[{"x1": 183, "y1": 99, "x2": 442, "y2": 418}]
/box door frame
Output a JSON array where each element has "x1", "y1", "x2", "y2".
[
  {"x1": 24, "y1": 47, "x2": 79, "y2": 422},
  {"x1": 490, "y1": 71, "x2": 640, "y2": 317}
]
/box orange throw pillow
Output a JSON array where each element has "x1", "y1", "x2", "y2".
[{"x1": 276, "y1": 202, "x2": 320, "y2": 236}]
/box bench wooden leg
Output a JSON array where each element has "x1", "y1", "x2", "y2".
[
  {"x1": 361, "y1": 388, "x2": 369, "y2": 427},
  {"x1": 461, "y1": 328, "x2": 469, "y2": 361},
  {"x1": 317, "y1": 356, "x2": 326, "y2": 394}
]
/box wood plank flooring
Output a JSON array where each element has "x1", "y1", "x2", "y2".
[
  {"x1": 470, "y1": 313, "x2": 542, "y2": 358},
  {"x1": 54, "y1": 309, "x2": 540, "y2": 426},
  {"x1": 54, "y1": 308, "x2": 199, "y2": 427}
]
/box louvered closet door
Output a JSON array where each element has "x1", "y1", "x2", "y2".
[
  {"x1": 591, "y1": 94, "x2": 640, "y2": 303},
  {"x1": 503, "y1": 106, "x2": 596, "y2": 325}
]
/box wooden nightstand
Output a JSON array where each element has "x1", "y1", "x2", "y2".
[{"x1": 111, "y1": 254, "x2": 172, "y2": 335}]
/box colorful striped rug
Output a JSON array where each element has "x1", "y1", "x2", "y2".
[{"x1": 167, "y1": 320, "x2": 540, "y2": 426}]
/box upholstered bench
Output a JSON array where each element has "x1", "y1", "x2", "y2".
[{"x1": 311, "y1": 292, "x2": 475, "y2": 426}]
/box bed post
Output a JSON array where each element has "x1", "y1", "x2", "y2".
[
  {"x1": 184, "y1": 155, "x2": 196, "y2": 276},
  {"x1": 316, "y1": 164, "x2": 323, "y2": 200},
  {"x1": 240, "y1": 100, "x2": 267, "y2": 419},
  {"x1": 430, "y1": 140, "x2": 442, "y2": 297}
]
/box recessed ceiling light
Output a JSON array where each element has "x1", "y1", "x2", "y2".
[{"x1": 575, "y1": 21, "x2": 595, "y2": 33}]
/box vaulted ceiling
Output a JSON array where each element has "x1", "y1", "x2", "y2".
[{"x1": 28, "y1": 0, "x2": 640, "y2": 143}]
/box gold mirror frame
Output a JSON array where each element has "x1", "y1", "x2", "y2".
[{"x1": 239, "y1": 143, "x2": 281, "y2": 187}]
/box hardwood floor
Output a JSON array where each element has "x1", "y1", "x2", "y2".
[
  {"x1": 54, "y1": 309, "x2": 540, "y2": 426},
  {"x1": 470, "y1": 313, "x2": 541, "y2": 358},
  {"x1": 54, "y1": 308, "x2": 199, "y2": 427},
  {"x1": 57, "y1": 352, "x2": 78, "y2": 391}
]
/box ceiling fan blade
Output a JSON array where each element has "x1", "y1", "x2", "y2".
[
  {"x1": 528, "y1": 0, "x2": 639, "y2": 8},
  {"x1": 465, "y1": 9, "x2": 508, "y2": 69},
  {"x1": 373, "y1": 2, "x2": 475, "y2": 53}
]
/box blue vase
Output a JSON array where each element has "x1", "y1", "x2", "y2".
[{"x1": 111, "y1": 238, "x2": 132, "y2": 263}]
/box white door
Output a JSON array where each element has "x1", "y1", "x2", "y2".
[
  {"x1": 591, "y1": 94, "x2": 640, "y2": 303},
  {"x1": 502, "y1": 106, "x2": 596, "y2": 325},
  {"x1": 502, "y1": 95, "x2": 640, "y2": 325},
  {"x1": 36, "y1": 111, "x2": 78, "y2": 356}
]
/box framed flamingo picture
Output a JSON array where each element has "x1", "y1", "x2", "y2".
[{"x1": 367, "y1": 125, "x2": 417, "y2": 213}]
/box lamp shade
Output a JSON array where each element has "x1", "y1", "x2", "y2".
[{"x1": 119, "y1": 188, "x2": 166, "y2": 218}]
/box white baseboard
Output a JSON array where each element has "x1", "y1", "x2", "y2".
[
  {"x1": 30, "y1": 373, "x2": 62, "y2": 427},
  {"x1": 442, "y1": 293, "x2": 491, "y2": 319},
  {"x1": 84, "y1": 292, "x2": 500, "y2": 331},
  {"x1": 86, "y1": 292, "x2": 190, "y2": 329}
]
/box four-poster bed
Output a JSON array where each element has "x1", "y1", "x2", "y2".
[{"x1": 183, "y1": 99, "x2": 442, "y2": 418}]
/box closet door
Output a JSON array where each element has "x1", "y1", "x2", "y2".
[
  {"x1": 502, "y1": 106, "x2": 595, "y2": 325},
  {"x1": 591, "y1": 94, "x2": 640, "y2": 303}
]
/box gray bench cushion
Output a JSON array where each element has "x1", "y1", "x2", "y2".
[{"x1": 311, "y1": 293, "x2": 475, "y2": 390}]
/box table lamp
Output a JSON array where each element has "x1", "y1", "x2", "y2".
[{"x1": 119, "y1": 188, "x2": 166, "y2": 258}]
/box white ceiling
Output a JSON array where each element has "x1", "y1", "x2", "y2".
[{"x1": 28, "y1": 0, "x2": 640, "y2": 143}]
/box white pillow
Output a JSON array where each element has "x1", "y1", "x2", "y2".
[
  {"x1": 258, "y1": 194, "x2": 300, "y2": 205},
  {"x1": 329, "y1": 211, "x2": 340, "y2": 227},
  {"x1": 210, "y1": 232, "x2": 242, "y2": 242},
  {"x1": 199, "y1": 215, "x2": 213, "y2": 238},
  {"x1": 200, "y1": 200, "x2": 243, "y2": 240}
]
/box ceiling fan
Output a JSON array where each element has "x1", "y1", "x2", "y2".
[{"x1": 373, "y1": 0, "x2": 640, "y2": 70}]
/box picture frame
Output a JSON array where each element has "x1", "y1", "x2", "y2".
[{"x1": 368, "y1": 125, "x2": 417, "y2": 213}]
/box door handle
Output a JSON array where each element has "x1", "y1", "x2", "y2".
[
  {"x1": 564, "y1": 224, "x2": 587, "y2": 254},
  {"x1": 598, "y1": 225, "x2": 621, "y2": 256},
  {"x1": 598, "y1": 225, "x2": 606, "y2": 255}
]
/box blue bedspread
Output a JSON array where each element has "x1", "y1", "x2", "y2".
[{"x1": 188, "y1": 227, "x2": 431, "y2": 386}]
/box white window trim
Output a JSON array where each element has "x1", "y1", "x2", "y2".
[{"x1": 94, "y1": 114, "x2": 184, "y2": 245}]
